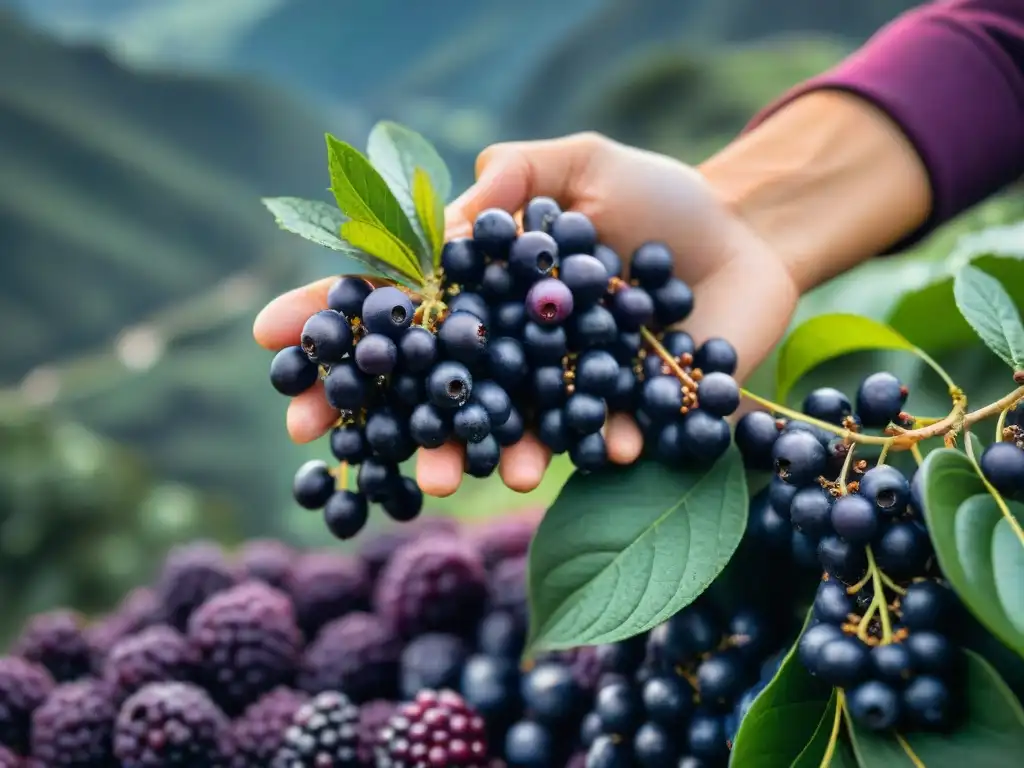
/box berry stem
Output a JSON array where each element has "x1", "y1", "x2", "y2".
[
  {"x1": 876, "y1": 440, "x2": 893, "y2": 466},
  {"x1": 639, "y1": 327, "x2": 699, "y2": 393},
  {"x1": 995, "y1": 405, "x2": 1011, "y2": 442},
  {"x1": 865, "y1": 546, "x2": 894, "y2": 645},
  {"x1": 837, "y1": 444, "x2": 858, "y2": 492},
  {"x1": 331, "y1": 461, "x2": 349, "y2": 491},
  {"x1": 846, "y1": 571, "x2": 873, "y2": 595},
  {"x1": 818, "y1": 690, "x2": 846, "y2": 768},
  {"x1": 878, "y1": 570, "x2": 907, "y2": 596},
  {"x1": 962, "y1": 432, "x2": 1024, "y2": 549},
  {"x1": 739, "y1": 384, "x2": 1024, "y2": 451},
  {"x1": 910, "y1": 444, "x2": 924, "y2": 466}
]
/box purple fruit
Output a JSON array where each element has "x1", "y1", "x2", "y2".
[{"x1": 526, "y1": 279, "x2": 574, "y2": 326}]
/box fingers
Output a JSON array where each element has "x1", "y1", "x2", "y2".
[
  {"x1": 605, "y1": 413, "x2": 644, "y2": 465},
  {"x1": 499, "y1": 433, "x2": 552, "y2": 492},
  {"x1": 285, "y1": 383, "x2": 338, "y2": 443},
  {"x1": 416, "y1": 442, "x2": 467, "y2": 497},
  {"x1": 253, "y1": 276, "x2": 336, "y2": 351},
  {"x1": 448, "y1": 132, "x2": 611, "y2": 225}
]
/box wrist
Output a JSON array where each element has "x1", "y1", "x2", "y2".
[{"x1": 698, "y1": 90, "x2": 932, "y2": 294}]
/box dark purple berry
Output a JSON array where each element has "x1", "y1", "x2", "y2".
[
  {"x1": 488, "y1": 336, "x2": 528, "y2": 389},
  {"x1": 564, "y1": 393, "x2": 606, "y2": 435},
  {"x1": 473, "y1": 208, "x2": 518, "y2": 259},
  {"x1": 696, "y1": 371, "x2": 740, "y2": 417},
  {"x1": 772, "y1": 430, "x2": 828, "y2": 485},
  {"x1": 466, "y1": 434, "x2": 502, "y2": 477},
  {"x1": 510, "y1": 231, "x2": 559, "y2": 283},
  {"x1": 797, "y1": 623, "x2": 843, "y2": 676},
  {"x1": 871, "y1": 643, "x2": 913, "y2": 686},
  {"x1": 551, "y1": 211, "x2": 597, "y2": 255},
  {"x1": 453, "y1": 402, "x2": 492, "y2": 443},
  {"x1": 232, "y1": 687, "x2": 309, "y2": 768},
  {"x1": 0, "y1": 656, "x2": 55, "y2": 755},
  {"x1": 397, "y1": 325, "x2": 437, "y2": 372},
  {"x1": 831, "y1": 493, "x2": 879, "y2": 543},
  {"x1": 641, "y1": 376, "x2": 683, "y2": 419},
  {"x1": 480, "y1": 260, "x2": 515, "y2": 301},
  {"x1": 859, "y1": 465, "x2": 912, "y2": 516},
  {"x1": 471, "y1": 380, "x2": 512, "y2": 427},
  {"x1": 523, "y1": 196, "x2": 562, "y2": 233},
  {"x1": 560, "y1": 254, "x2": 609, "y2": 308},
  {"x1": 650, "y1": 278, "x2": 694, "y2": 327},
  {"x1": 448, "y1": 291, "x2": 491, "y2": 325},
  {"x1": 567, "y1": 304, "x2": 618, "y2": 349},
  {"x1": 441, "y1": 237, "x2": 484, "y2": 285},
  {"x1": 362, "y1": 286, "x2": 415, "y2": 339},
  {"x1": 735, "y1": 411, "x2": 783, "y2": 470},
  {"x1": 523, "y1": 321, "x2": 568, "y2": 365},
  {"x1": 376, "y1": 689, "x2": 489, "y2": 767},
  {"x1": 856, "y1": 371, "x2": 906, "y2": 428},
  {"x1": 30, "y1": 679, "x2": 117, "y2": 768},
  {"x1": 270, "y1": 346, "x2": 319, "y2": 396},
  {"x1": 905, "y1": 632, "x2": 956, "y2": 676},
  {"x1": 382, "y1": 476, "x2": 424, "y2": 522},
  {"x1": 789, "y1": 486, "x2": 833, "y2": 537},
  {"x1": 399, "y1": 634, "x2": 468, "y2": 699},
  {"x1": 593, "y1": 244, "x2": 623, "y2": 278},
  {"x1": 521, "y1": 662, "x2": 585, "y2": 724},
  {"x1": 538, "y1": 408, "x2": 573, "y2": 453},
  {"x1": 492, "y1": 406, "x2": 525, "y2": 446},
  {"x1": 492, "y1": 300, "x2": 526, "y2": 337},
  {"x1": 354, "y1": 332, "x2": 398, "y2": 375},
  {"x1": 813, "y1": 579, "x2": 853, "y2": 625},
  {"x1": 899, "y1": 580, "x2": 954, "y2": 631},
  {"x1": 802, "y1": 387, "x2": 853, "y2": 426},
  {"x1": 630, "y1": 242, "x2": 674, "y2": 288},
  {"x1": 525, "y1": 278, "x2": 574, "y2": 326},
  {"x1": 298, "y1": 612, "x2": 402, "y2": 702},
  {"x1": 329, "y1": 424, "x2": 369, "y2": 464},
  {"x1": 283, "y1": 552, "x2": 371, "y2": 639},
  {"x1": 409, "y1": 403, "x2": 450, "y2": 448},
  {"x1": 902, "y1": 675, "x2": 952, "y2": 728},
  {"x1": 874, "y1": 521, "x2": 932, "y2": 578},
  {"x1": 438, "y1": 310, "x2": 488, "y2": 365},
  {"x1": 609, "y1": 286, "x2": 654, "y2": 331},
  {"x1": 293, "y1": 460, "x2": 335, "y2": 510},
  {"x1": 818, "y1": 535, "x2": 868, "y2": 582},
  {"x1": 357, "y1": 457, "x2": 401, "y2": 503},
  {"x1": 848, "y1": 680, "x2": 901, "y2": 730},
  {"x1": 695, "y1": 651, "x2": 747, "y2": 709},
  {"x1": 300, "y1": 309, "x2": 353, "y2": 363},
  {"x1": 427, "y1": 361, "x2": 473, "y2": 409},
  {"x1": 595, "y1": 680, "x2": 643, "y2": 736},
  {"x1": 103, "y1": 625, "x2": 198, "y2": 704},
  {"x1": 980, "y1": 441, "x2": 1024, "y2": 495},
  {"x1": 816, "y1": 636, "x2": 871, "y2": 688},
  {"x1": 570, "y1": 432, "x2": 608, "y2": 472},
  {"x1": 324, "y1": 490, "x2": 370, "y2": 539},
  {"x1": 327, "y1": 276, "x2": 372, "y2": 318},
  {"x1": 275, "y1": 690, "x2": 360, "y2": 766},
  {"x1": 323, "y1": 360, "x2": 368, "y2": 410},
  {"x1": 693, "y1": 338, "x2": 738, "y2": 376}
]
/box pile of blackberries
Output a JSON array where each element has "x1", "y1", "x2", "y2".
[
  {"x1": 735, "y1": 372, "x2": 965, "y2": 732},
  {"x1": 0, "y1": 507, "x2": 791, "y2": 767},
  {"x1": 269, "y1": 199, "x2": 741, "y2": 540}
]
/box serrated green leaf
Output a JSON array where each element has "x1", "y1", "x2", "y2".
[
  {"x1": 845, "y1": 650, "x2": 1024, "y2": 767},
  {"x1": 261, "y1": 197, "x2": 413, "y2": 284},
  {"x1": 525, "y1": 450, "x2": 748, "y2": 654},
  {"x1": 953, "y1": 265, "x2": 1024, "y2": 371},
  {"x1": 339, "y1": 221, "x2": 422, "y2": 287},
  {"x1": 367, "y1": 121, "x2": 452, "y2": 272},
  {"x1": 775, "y1": 314, "x2": 920, "y2": 403},
  {"x1": 730, "y1": 611, "x2": 834, "y2": 767},
  {"x1": 325, "y1": 134, "x2": 425, "y2": 278},
  {"x1": 413, "y1": 167, "x2": 445, "y2": 269},
  {"x1": 922, "y1": 448, "x2": 1024, "y2": 658}
]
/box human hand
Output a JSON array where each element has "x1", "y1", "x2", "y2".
[{"x1": 253, "y1": 132, "x2": 800, "y2": 497}]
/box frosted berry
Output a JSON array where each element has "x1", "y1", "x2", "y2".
[{"x1": 273, "y1": 690, "x2": 359, "y2": 768}]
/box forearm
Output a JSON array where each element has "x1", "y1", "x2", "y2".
[
  {"x1": 698, "y1": 91, "x2": 930, "y2": 294},
  {"x1": 700, "y1": 0, "x2": 1024, "y2": 294}
]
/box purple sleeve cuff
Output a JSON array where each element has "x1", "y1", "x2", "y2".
[{"x1": 747, "y1": 0, "x2": 1024, "y2": 252}]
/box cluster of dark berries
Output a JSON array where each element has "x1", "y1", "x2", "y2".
[
  {"x1": 270, "y1": 199, "x2": 741, "y2": 540},
  {"x1": 1, "y1": 506, "x2": 796, "y2": 767},
  {"x1": 979, "y1": 401, "x2": 1024, "y2": 498},
  {"x1": 734, "y1": 373, "x2": 965, "y2": 733}
]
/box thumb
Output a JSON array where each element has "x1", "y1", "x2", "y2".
[{"x1": 445, "y1": 132, "x2": 609, "y2": 237}]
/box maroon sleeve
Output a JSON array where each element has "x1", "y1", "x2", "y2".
[{"x1": 748, "y1": 0, "x2": 1024, "y2": 249}]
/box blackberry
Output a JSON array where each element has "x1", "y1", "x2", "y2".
[
  {"x1": 357, "y1": 518, "x2": 462, "y2": 582},
  {"x1": 237, "y1": 539, "x2": 296, "y2": 590},
  {"x1": 465, "y1": 511, "x2": 541, "y2": 571},
  {"x1": 272, "y1": 690, "x2": 359, "y2": 768},
  {"x1": 0, "y1": 745, "x2": 17, "y2": 768},
  {"x1": 112, "y1": 682, "x2": 230, "y2": 767},
  {"x1": 357, "y1": 700, "x2": 396, "y2": 766},
  {"x1": 400, "y1": 633, "x2": 469, "y2": 699},
  {"x1": 230, "y1": 687, "x2": 309, "y2": 768},
  {"x1": 186, "y1": 581, "x2": 302, "y2": 715},
  {"x1": 153, "y1": 541, "x2": 239, "y2": 631},
  {"x1": 30, "y1": 679, "x2": 117, "y2": 767},
  {"x1": 376, "y1": 689, "x2": 488, "y2": 768},
  {"x1": 11, "y1": 611, "x2": 92, "y2": 683},
  {"x1": 374, "y1": 536, "x2": 489, "y2": 638},
  {"x1": 102, "y1": 625, "x2": 198, "y2": 704},
  {"x1": 298, "y1": 612, "x2": 402, "y2": 703},
  {"x1": 488, "y1": 555, "x2": 528, "y2": 619},
  {"x1": 283, "y1": 551, "x2": 371, "y2": 638},
  {"x1": 0, "y1": 656, "x2": 55, "y2": 755},
  {"x1": 85, "y1": 588, "x2": 159, "y2": 662}
]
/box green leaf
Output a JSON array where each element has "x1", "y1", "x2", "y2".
[
  {"x1": 526, "y1": 451, "x2": 748, "y2": 653},
  {"x1": 845, "y1": 650, "x2": 1024, "y2": 767},
  {"x1": 413, "y1": 167, "x2": 445, "y2": 268},
  {"x1": 367, "y1": 121, "x2": 452, "y2": 272},
  {"x1": 790, "y1": 691, "x2": 840, "y2": 768},
  {"x1": 730, "y1": 612, "x2": 834, "y2": 767},
  {"x1": 339, "y1": 221, "x2": 423, "y2": 288},
  {"x1": 325, "y1": 134, "x2": 425, "y2": 279},
  {"x1": 953, "y1": 264, "x2": 1024, "y2": 371},
  {"x1": 775, "y1": 314, "x2": 919, "y2": 403},
  {"x1": 921, "y1": 448, "x2": 1024, "y2": 659}
]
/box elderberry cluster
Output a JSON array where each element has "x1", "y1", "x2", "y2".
[
  {"x1": 269, "y1": 199, "x2": 741, "y2": 540},
  {"x1": 735, "y1": 372, "x2": 965, "y2": 732}
]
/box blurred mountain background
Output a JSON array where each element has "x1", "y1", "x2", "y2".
[{"x1": 0, "y1": 0, "x2": 1021, "y2": 639}]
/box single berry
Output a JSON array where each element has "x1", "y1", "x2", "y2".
[
  {"x1": 979, "y1": 441, "x2": 1024, "y2": 495},
  {"x1": 567, "y1": 304, "x2": 618, "y2": 349},
  {"x1": 609, "y1": 286, "x2": 655, "y2": 331},
  {"x1": 521, "y1": 662, "x2": 584, "y2": 724},
  {"x1": 480, "y1": 261, "x2": 515, "y2": 301},
  {"x1": 855, "y1": 371, "x2": 906, "y2": 428},
  {"x1": 270, "y1": 346, "x2": 319, "y2": 396},
  {"x1": 471, "y1": 380, "x2": 513, "y2": 427},
  {"x1": 817, "y1": 535, "x2": 868, "y2": 582},
  {"x1": 523, "y1": 322, "x2": 569, "y2": 366},
  {"x1": 847, "y1": 680, "x2": 901, "y2": 731},
  {"x1": 273, "y1": 690, "x2": 359, "y2": 767},
  {"x1": 593, "y1": 244, "x2": 623, "y2": 278},
  {"x1": 363, "y1": 286, "x2": 415, "y2": 339},
  {"x1": 454, "y1": 402, "x2": 493, "y2": 443},
  {"x1": 816, "y1": 636, "x2": 871, "y2": 688},
  {"x1": 564, "y1": 393, "x2": 606, "y2": 435},
  {"x1": 696, "y1": 372, "x2": 740, "y2": 417},
  {"x1": 899, "y1": 580, "x2": 954, "y2": 631},
  {"x1": 357, "y1": 457, "x2": 401, "y2": 503},
  {"x1": 686, "y1": 711, "x2": 729, "y2": 763},
  {"x1": 103, "y1": 625, "x2": 198, "y2": 704},
  {"x1": 728, "y1": 609, "x2": 775, "y2": 662},
  {"x1": 812, "y1": 579, "x2": 854, "y2": 625},
  {"x1": 746, "y1": 492, "x2": 793, "y2": 552},
  {"x1": 905, "y1": 632, "x2": 956, "y2": 676},
  {"x1": 400, "y1": 634, "x2": 468, "y2": 700},
  {"x1": 473, "y1": 208, "x2": 518, "y2": 259},
  {"x1": 427, "y1": 360, "x2": 473, "y2": 409},
  {"x1": 560, "y1": 254, "x2": 609, "y2": 308},
  {"x1": 327, "y1": 276, "x2": 372, "y2": 319},
  {"x1": 830, "y1": 494, "x2": 879, "y2": 543},
  {"x1": 641, "y1": 376, "x2": 684, "y2": 419},
  {"x1": 365, "y1": 407, "x2": 414, "y2": 462},
  {"x1": 587, "y1": 734, "x2": 632, "y2": 768},
  {"x1": 650, "y1": 278, "x2": 694, "y2": 327},
  {"x1": 859, "y1": 465, "x2": 912, "y2": 517},
  {"x1": 493, "y1": 300, "x2": 527, "y2": 337},
  {"x1": 692, "y1": 338, "x2": 737, "y2": 376},
  {"x1": 355, "y1": 332, "x2": 398, "y2": 375},
  {"x1": 870, "y1": 643, "x2": 913, "y2": 687},
  {"x1": 488, "y1": 336, "x2": 528, "y2": 389},
  {"x1": 790, "y1": 486, "x2": 833, "y2": 537},
  {"x1": 323, "y1": 360, "x2": 369, "y2": 410},
  {"x1": 648, "y1": 605, "x2": 720, "y2": 668},
  {"x1": 633, "y1": 721, "x2": 678, "y2": 766},
  {"x1": 505, "y1": 720, "x2": 555, "y2": 767},
  {"x1": 231, "y1": 686, "x2": 309, "y2": 768},
  {"x1": 450, "y1": 288, "x2": 491, "y2": 324},
  {"x1": 630, "y1": 242, "x2": 674, "y2": 288},
  {"x1": 735, "y1": 411, "x2": 783, "y2": 470},
  {"x1": 442, "y1": 237, "x2": 485, "y2": 285},
  {"x1": 292, "y1": 460, "x2": 335, "y2": 510},
  {"x1": 523, "y1": 196, "x2": 562, "y2": 233},
  {"x1": 695, "y1": 651, "x2": 747, "y2": 710},
  {"x1": 410, "y1": 403, "x2": 450, "y2": 448},
  {"x1": 238, "y1": 539, "x2": 296, "y2": 590},
  {"x1": 797, "y1": 623, "x2": 844, "y2": 677},
  {"x1": 510, "y1": 230, "x2": 559, "y2": 283},
  {"x1": 283, "y1": 552, "x2": 371, "y2": 639},
  {"x1": 550, "y1": 211, "x2": 597, "y2": 255},
  {"x1": 570, "y1": 432, "x2": 608, "y2": 472},
  {"x1": 30, "y1": 679, "x2": 117, "y2": 768},
  {"x1": 467, "y1": 435, "x2": 503, "y2": 477},
  {"x1": 460, "y1": 654, "x2": 520, "y2": 724},
  {"x1": 381, "y1": 476, "x2": 425, "y2": 522},
  {"x1": 594, "y1": 680, "x2": 644, "y2": 736},
  {"x1": 0, "y1": 656, "x2": 55, "y2": 755},
  {"x1": 439, "y1": 310, "x2": 489, "y2": 365},
  {"x1": 11, "y1": 610, "x2": 92, "y2": 684},
  {"x1": 679, "y1": 410, "x2": 732, "y2": 465},
  {"x1": 874, "y1": 521, "x2": 932, "y2": 578},
  {"x1": 323, "y1": 490, "x2": 370, "y2": 539},
  {"x1": 376, "y1": 689, "x2": 488, "y2": 767},
  {"x1": 300, "y1": 309, "x2": 353, "y2": 363},
  {"x1": 112, "y1": 682, "x2": 230, "y2": 766},
  {"x1": 357, "y1": 700, "x2": 397, "y2": 766},
  {"x1": 298, "y1": 612, "x2": 402, "y2": 703},
  {"x1": 902, "y1": 675, "x2": 952, "y2": 729},
  {"x1": 768, "y1": 476, "x2": 799, "y2": 519},
  {"x1": 525, "y1": 278, "x2": 574, "y2": 326},
  {"x1": 802, "y1": 387, "x2": 853, "y2": 426},
  {"x1": 575, "y1": 350, "x2": 620, "y2": 398},
  {"x1": 641, "y1": 675, "x2": 695, "y2": 728},
  {"x1": 772, "y1": 430, "x2": 828, "y2": 486}
]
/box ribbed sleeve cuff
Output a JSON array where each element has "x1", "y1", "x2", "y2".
[{"x1": 746, "y1": 4, "x2": 1024, "y2": 252}]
